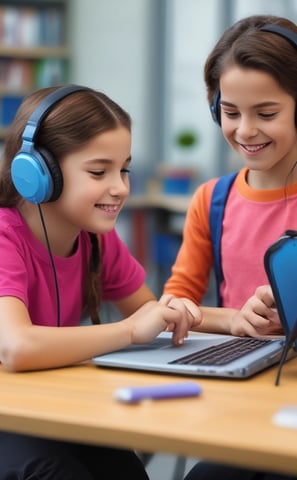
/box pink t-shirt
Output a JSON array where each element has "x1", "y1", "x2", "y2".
[
  {"x1": 221, "y1": 170, "x2": 297, "y2": 307},
  {"x1": 165, "y1": 168, "x2": 297, "y2": 309},
  {"x1": 0, "y1": 208, "x2": 145, "y2": 326}
]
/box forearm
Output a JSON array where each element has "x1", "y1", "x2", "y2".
[
  {"x1": 194, "y1": 306, "x2": 238, "y2": 334},
  {"x1": 1, "y1": 321, "x2": 132, "y2": 372}
]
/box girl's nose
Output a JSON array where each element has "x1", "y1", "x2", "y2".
[
  {"x1": 236, "y1": 116, "x2": 258, "y2": 138},
  {"x1": 109, "y1": 174, "x2": 130, "y2": 196}
]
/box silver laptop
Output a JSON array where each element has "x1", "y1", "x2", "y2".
[
  {"x1": 94, "y1": 232, "x2": 297, "y2": 379},
  {"x1": 92, "y1": 331, "x2": 293, "y2": 379}
]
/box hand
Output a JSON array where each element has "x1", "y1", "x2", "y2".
[
  {"x1": 159, "y1": 294, "x2": 202, "y2": 334},
  {"x1": 124, "y1": 299, "x2": 191, "y2": 346},
  {"x1": 230, "y1": 285, "x2": 283, "y2": 337}
]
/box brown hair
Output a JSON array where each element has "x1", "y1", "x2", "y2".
[
  {"x1": 0, "y1": 85, "x2": 131, "y2": 324},
  {"x1": 204, "y1": 15, "x2": 297, "y2": 107}
]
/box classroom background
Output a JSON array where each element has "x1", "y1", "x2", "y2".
[
  {"x1": 0, "y1": 0, "x2": 296, "y2": 303},
  {"x1": 0, "y1": 0, "x2": 296, "y2": 478}
]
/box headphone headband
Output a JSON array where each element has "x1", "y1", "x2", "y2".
[
  {"x1": 259, "y1": 24, "x2": 297, "y2": 49},
  {"x1": 210, "y1": 24, "x2": 297, "y2": 126},
  {"x1": 22, "y1": 84, "x2": 88, "y2": 142}
]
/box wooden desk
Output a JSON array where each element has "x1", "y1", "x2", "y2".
[
  {"x1": 1, "y1": 360, "x2": 297, "y2": 476},
  {"x1": 126, "y1": 193, "x2": 192, "y2": 214}
]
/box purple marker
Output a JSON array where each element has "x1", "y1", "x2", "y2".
[{"x1": 114, "y1": 382, "x2": 202, "y2": 403}]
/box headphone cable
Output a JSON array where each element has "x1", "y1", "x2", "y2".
[{"x1": 37, "y1": 204, "x2": 61, "y2": 327}]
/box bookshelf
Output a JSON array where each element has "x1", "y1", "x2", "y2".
[{"x1": 0, "y1": 0, "x2": 70, "y2": 140}]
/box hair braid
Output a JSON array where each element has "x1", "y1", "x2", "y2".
[{"x1": 86, "y1": 233, "x2": 101, "y2": 324}]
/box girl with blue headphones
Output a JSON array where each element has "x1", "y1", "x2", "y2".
[{"x1": 0, "y1": 85, "x2": 201, "y2": 479}]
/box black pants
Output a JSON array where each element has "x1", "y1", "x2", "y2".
[
  {"x1": 184, "y1": 462, "x2": 297, "y2": 480},
  {"x1": 0, "y1": 432, "x2": 149, "y2": 480}
]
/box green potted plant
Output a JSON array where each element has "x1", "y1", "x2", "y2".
[{"x1": 160, "y1": 128, "x2": 199, "y2": 194}]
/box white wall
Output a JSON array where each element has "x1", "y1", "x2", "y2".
[
  {"x1": 69, "y1": 0, "x2": 297, "y2": 183},
  {"x1": 69, "y1": 0, "x2": 159, "y2": 172},
  {"x1": 233, "y1": 0, "x2": 297, "y2": 21},
  {"x1": 69, "y1": 0, "x2": 225, "y2": 182},
  {"x1": 163, "y1": 0, "x2": 223, "y2": 179}
]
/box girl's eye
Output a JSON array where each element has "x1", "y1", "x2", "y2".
[
  {"x1": 121, "y1": 168, "x2": 130, "y2": 174},
  {"x1": 223, "y1": 110, "x2": 239, "y2": 118},
  {"x1": 223, "y1": 110, "x2": 277, "y2": 120},
  {"x1": 89, "y1": 171, "x2": 105, "y2": 177},
  {"x1": 259, "y1": 112, "x2": 277, "y2": 118}
]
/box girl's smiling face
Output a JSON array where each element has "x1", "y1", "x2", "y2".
[
  {"x1": 55, "y1": 126, "x2": 131, "y2": 235},
  {"x1": 219, "y1": 66, "x2": 297, "y2": 187}
]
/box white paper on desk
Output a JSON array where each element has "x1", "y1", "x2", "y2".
[{"x1": 273, "y1": 405, "x2": 297, "y2": 429}]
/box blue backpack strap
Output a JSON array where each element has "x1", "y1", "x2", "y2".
[{"x1": 209, "y1": 172, "x2": 238, "y2": 306}]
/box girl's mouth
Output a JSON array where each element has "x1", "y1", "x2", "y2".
[
  {"x1": 96, "y1": 204, "x2": 121, "y2": 215},
  {"x1": 239, "y1": 142, "x2": 271, "y2": 153}
]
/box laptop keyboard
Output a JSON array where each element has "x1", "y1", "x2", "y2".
[{"x1": 169, "y1": 337, "x2": 272, "y2": 366}]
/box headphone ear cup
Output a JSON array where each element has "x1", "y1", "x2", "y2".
[
  {"x1": 210, "y1": 90, "x2": 221, "y2": 126},
  {"x1": 11, "y1": 85, "x2": 88, "y2": 203},
  {"x1": 38, "y1": 147, "x2": 63, "y2": 202},
  {"x1": 11, "y1": 145, "x2": 62, "y2": 204}
]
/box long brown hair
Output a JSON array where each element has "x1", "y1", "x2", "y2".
[
  {"x1": 0, "y1": 85, "x2": 131, "y2": 324},
  {"x1": 204, "y1": 15, "x2": 297, "y2": 111}
]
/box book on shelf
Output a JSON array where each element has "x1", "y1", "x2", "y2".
[
  {"x1": 35, "y1": 58, "x2": 66, "y2": 88},
  {"x1": 0, "y1": 57, "x2": 66, "y2": 91},
  {"x1": 1, "y1": 6, "x2": 20, "y2": 46},
  {"x1": 39, "y1": 7, "x2": 65, "y2": 46},
  {"x1": 0, "y1": 5, "x2": 65, "y2": 47},
  {"x1": 0, "y1": 59, "x2": 34, "y2": 90},
  {"x1": 0, "y1": 3, "x2": 68, "y2": 131},
  {"x1": 18, "y1": 7, "x2": 40, "y2": 48}
]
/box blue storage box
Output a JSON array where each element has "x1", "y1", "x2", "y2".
[
  {"x1": 163, "y1": 176, "x2": 192, "y2": 194},
  {"x1": 1, "y1": 96, "x2": 24, "y2": 126},
  {"x1": 152, "y1": 233, "x2": 182, "y2": 266}
]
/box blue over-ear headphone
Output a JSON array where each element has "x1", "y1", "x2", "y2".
[
  {"x1": 210, "y1": 24, "x2": 297, "y2": 127},
  {"x1": 11, "y1": 84, "x2": 88, "y2": 204}
]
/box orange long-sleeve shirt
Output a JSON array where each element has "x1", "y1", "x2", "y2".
[{"x1": 164, "y1": 168, "x2": 297, "y2": 309}]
